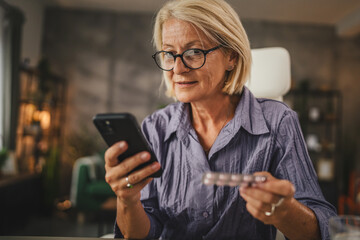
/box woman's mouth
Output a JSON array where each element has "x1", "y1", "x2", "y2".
[{"x1": 175, "y1": 81, "x2": 198, "y2": 87}]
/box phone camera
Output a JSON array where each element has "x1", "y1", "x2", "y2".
[{"x1": 103, "y1": 120, "x2": 114, "y2": 134}]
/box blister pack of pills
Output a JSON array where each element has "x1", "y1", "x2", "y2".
[{"x1": 202, "y1": 172, "x2": 267, "y2": 187}]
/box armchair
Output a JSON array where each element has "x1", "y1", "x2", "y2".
[
  {"x1": 70, "y1": 154, "x2": 115, "y2": 212},
  {"x1": 246, "y1": 47, "x2": 291, "y2": 101}
]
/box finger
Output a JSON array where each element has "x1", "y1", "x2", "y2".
[
  {"x1": 104, "y1": 141, "x2": 128, "y2": 168},
  {"x1": 116, "y1": 178, "x2": 153, "y2": 202},
  {"x1": 240, "y1": 186, "x2": 283, "y2": 205},
  {"x1": 258, "y1": 179, "x2": 295, "y2": 197},
  {"x1": 253, "y1": 172, "x2": 295, "y2": 197},
  {"x1": 105, "y1": 151, "x2": 152, "y2": 184},
  {"x1": 109, "y1": 176, "x2": 153, "y2": 198},
  {"x1": 245, "y1": 201, "x2": 272, "y2": 224},
  {"x1": 117, "y1": 151, "x2": 152, "y2": 176},
  {"x1": 240, "y1": 189, "x2": 271, "y2": 213},
  {"x1": 123, "y1": 177, "x2": 153, "y2": 192},
  {"x1": 126, "y1": 161, "x2": 161, "y2": 186}
]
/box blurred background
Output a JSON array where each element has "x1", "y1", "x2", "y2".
[{"x1": 0, "y1": 0, "x2": 359, "y2": 237}]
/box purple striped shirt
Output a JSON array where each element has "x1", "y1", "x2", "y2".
[{"x1": 115, "y1": 87, "x2": 336, "y2": 240}]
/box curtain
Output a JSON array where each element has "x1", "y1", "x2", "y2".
[{"x1": 0, "y1": 0, "x2": 24, "y2": 150}]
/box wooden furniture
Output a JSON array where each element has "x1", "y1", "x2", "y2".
[
  {"x1": 284, "y1": 89, "x2": 342, "y2": 207},
  {"x1": 16, "y1": 64, "x2": 66, "y2": 174},
  {"x1": 0, "y1": 173, "x2": 42, "y2": 235},
  {"x1": 338, "y1": 171, "x2": 360, "y2": 215}
]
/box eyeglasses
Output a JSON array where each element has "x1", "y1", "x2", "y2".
[{"x1": 152, "y1": 45, "x2": 221, "y2": 71}]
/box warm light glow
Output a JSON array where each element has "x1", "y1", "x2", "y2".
[
  {"x1": 33, "y1": 110, "x2": 51, "y2": 129},
  {"x1": 24, "y1": 104, "x2": 36, "y2": 125},
  {"x1": 39, "y1": 111, "x2": 51, "y2": 129}
]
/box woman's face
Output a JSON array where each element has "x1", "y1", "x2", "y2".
[{"x1": 162, "y1": 18, "x2": 234, "y2": 104}]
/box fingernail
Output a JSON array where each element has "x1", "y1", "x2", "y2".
[
  {"x1": 119, "y1": 141, "x2": 126, "y2": 149},
  {"x1": 141, "y1": 152, "x2": 149, "y2": 160},
  {"x1": 151, "y1": 162, "x2": 160, "y2": 170}
]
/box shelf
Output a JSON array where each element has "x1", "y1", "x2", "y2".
[
  {"x1": 284, "y1": 89, "x2": 341, "y2": 183},
  {"x1": 301, "y1": 120, "x2": 338, "y2": 125},
  {"x1": 0, "y1": 173, "x2": 41, "y2": 188},
  {"x1": 285, "y1": 89, "x2": 341, "y2": 97},
  {"x1": 15, "y1": 66, "x2": 66, "y2": 174}
]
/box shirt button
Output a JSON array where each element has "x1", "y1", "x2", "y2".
[{"x1": 202, "y1": 211, "x2": 209, "y2": 218}]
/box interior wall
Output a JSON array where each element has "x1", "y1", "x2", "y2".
[
  {"x1": 42, "y1": 8, "x2": 170, "y2": 134},
  {"x1": 41, "y1": 7, "x2": 360, "y2": 194},
  {"x1": 4, "y1": 0, "x2": 44, "y2": 67},
  {"x1": 245, "y1": 20, "x2": 360, "y2": 169}
]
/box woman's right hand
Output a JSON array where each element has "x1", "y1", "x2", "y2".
[{"x1": 104, "y1": 141, "x2": 161, "y2": 206}]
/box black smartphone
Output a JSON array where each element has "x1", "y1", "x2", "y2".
[{"x1": 93, "y1": 113, "x2": 162, "y2": 178}]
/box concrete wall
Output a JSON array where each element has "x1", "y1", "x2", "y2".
[{"x1": 42, "y1": 9, "x2": 170, "y2": 135}]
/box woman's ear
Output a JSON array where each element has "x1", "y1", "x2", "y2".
[{"x1": 226, "y1": 50, "x2": 238, "y2": 71}]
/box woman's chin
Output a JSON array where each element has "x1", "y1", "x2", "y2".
[{"x1": 175, "y1": 93, "x2": 198, "y2": 103}]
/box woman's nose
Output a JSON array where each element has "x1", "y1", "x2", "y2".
[{"x1": 173, "y1": 57, "x2": 189, "y2": 74}]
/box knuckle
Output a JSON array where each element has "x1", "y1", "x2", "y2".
[
  {"x1": 112, "y1": 184, "x2": 119, "y2": 193},
  {"x1": 105, "y1": 174, "x2": 112, "y2": 184},
  {"x1": 104, "y1": 149, "x2": 112, "y2": 162},
  {"x1": 122, "y1": 163, "x2": 131, "y2": 173},
  {"x1": 131, "y1": 174, "x2": 140, "y2": 183},
  {"x1": 288, "y1": 185, "x2": 295, "y2": 196},
  {"x1": 258, "y1": 202, "x2": 266, "y2": 209},
  {"x1": 253, "y1": 210, "x2": 262, "y2": 219},
  {"x1": 269, "y1": 195, "x2": 278, "y2": 204}
]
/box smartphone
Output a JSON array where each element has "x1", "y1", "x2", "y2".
[
  {"x1": 93, "y1": 113, "x2": 162, "y2": 178},
  {"x1": 202, "y1": 172, "x2": 267, "y2": 187}
]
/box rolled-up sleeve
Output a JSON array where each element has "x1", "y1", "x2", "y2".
[
  {"x1": 113, "y1": 187, "x2": 165, "y2": 239},
  {"x1": 273, "y1": 110, "x2": 337, "y2": 240},
  {"x1": 141, "y1": 195, "x2": 167, "y2": 239}
]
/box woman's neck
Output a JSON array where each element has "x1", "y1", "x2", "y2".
[{"x1": 190, "y1": 94, "x2": 240, "y2": 153}]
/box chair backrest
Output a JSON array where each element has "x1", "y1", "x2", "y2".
[{"x1": 246, "y1": 47, "x2": 291, "y2": 101}]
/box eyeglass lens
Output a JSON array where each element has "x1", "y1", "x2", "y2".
[{"x1": 154, "y1": 49, "x2": 206, "y2": 71}]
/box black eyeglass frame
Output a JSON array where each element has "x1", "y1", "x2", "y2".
[{"x1": 152, "y1": 45, "x2": 221, "y2": 71}]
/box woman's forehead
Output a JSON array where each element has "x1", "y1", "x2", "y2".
[{"x1": 162, "y1": 18, "x2": 212, "y2": 48}]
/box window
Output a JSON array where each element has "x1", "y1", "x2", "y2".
[
  {"x1": 0, "y1": 0, "x2": 24, "y2": 150},
  {"x1": 0, "y1": 6, "x2": 5, "y2": 149}
]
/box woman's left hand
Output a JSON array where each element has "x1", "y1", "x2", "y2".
[{"x1": 239, "y1": 171, "x2": 296, "y2": 225}]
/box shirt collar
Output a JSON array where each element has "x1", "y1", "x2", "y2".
[
  {"x1": 164, "y1": 86, "x2": 269, "y2": 142},
  {"x1": 231, "y1": 87, "x2": 269, "y2": 135},
  {"x1": 165, "y1": 102, "x2": 192, "y2": 142}
]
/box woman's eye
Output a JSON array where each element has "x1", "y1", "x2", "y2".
[
  {"x1": 186, "y1": 49, "x2": 202, "y2": 56},
  {"x1": 164, "y1": 52, "x2": 173, "y2": 58}
]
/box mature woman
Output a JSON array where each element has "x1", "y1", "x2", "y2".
[{"x1": 104, "y1": 0, "x2": 337, "y2": 239}]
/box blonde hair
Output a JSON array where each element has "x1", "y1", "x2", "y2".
[{"x1": 153, "y1": 0, "x2": 252, "y2": 98}]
